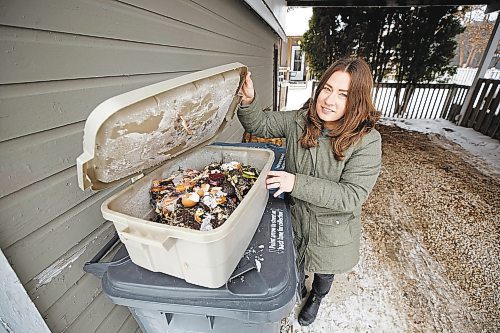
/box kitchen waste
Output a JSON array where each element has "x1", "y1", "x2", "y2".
[{"x1": 150, "y1": 161, "x2": 259, "y2": 231}]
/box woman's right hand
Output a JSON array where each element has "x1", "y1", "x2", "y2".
[{"x1": 239, "y1": 71, "x2": 255, "y2": 106}]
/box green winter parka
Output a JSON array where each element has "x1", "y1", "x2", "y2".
[{"x1": 238, "y1": 97, "x2": 382, "y2": 274}]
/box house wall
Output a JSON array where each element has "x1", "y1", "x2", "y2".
[{"x1": 0, "y1": 0, "x2": 280, "y2": 331}]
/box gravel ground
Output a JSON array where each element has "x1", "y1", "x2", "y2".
[{"x1": 281, "y1": 124, "x2": 499, "y2": 332}]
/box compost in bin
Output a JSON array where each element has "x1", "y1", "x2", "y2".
[{"x1": 150, "y1": 161, "x2": 259, "y2": 230}]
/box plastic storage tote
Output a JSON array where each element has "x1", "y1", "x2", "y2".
[
  {"x1": 84, "y1": 144, "x2": 298, "y2": 333},
  {"x1": 77, "y1": 63, "x2": 275, "y2": 288}
]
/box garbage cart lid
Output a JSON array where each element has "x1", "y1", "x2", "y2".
[
  {"x1": 100, "y1": 196, "x2": 297, "y2": 323},
  {"x1": 77, "y1": 63, "x2": 247, "y2": 191}
]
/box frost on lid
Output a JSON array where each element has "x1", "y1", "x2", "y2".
[{"x1": 93, "y1": 70, "x2": 241, "y2": 183}]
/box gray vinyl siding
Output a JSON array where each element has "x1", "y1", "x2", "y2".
[{"x1": 0, "y1": 0, "x2": 280, "y2": 331}]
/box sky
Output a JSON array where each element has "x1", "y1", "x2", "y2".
[{"x1": 284, "y1": 7, "x2": 313, "y2": 36}]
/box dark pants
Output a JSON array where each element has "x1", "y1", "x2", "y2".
[{"x1": 298, "y1": 260, "x2": 335, "y2": 299}]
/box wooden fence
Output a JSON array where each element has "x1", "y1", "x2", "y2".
[
  {"x1": 460, "y1": 78, "x2": 500, "y2": 140},
  {"x1": 311, "y1": 81, "x2": 470, "y2": 120},
  {"x1": 310, "y1": 80, "x2": 499, "y2": 141},
  {"x1": 372, "y1": 82, "x2": 469, "y2": 120}
]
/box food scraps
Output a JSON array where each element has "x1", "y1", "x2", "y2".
[{"x1": 150, "y1": 161, "x2": 259, "y2": 231}]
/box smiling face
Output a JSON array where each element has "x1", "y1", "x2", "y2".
[{"x1": 315, "y1": 71, "x2": 351, "y2": 122}]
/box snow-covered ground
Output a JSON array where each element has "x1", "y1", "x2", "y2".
[
  {"x1": 380, "y1": 117, "x2": 500, "y2": 176},
  {"x1": 283, "y1": 81, "x2": 314, "y2": 111}
]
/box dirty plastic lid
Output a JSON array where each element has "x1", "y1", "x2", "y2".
[{"x1": 77, "y1": 63, "x2": 247, "y2": 191}]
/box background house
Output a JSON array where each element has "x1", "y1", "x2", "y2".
[
  {"x1": 284, "y1": 37, "x2": 310, "y2": 81},
  {"x1": 0, "y1": 1, "x2": 287, "y2": 331},
  {"x1": 280, "y1": 7, "x2": 312, "y2": 82}
]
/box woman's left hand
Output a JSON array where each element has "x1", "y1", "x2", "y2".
[
  {"x1": 239, "y1": 72, "x2": 255, "y2": 106},
  {"x1": 266, "y1": 171, "x2": 295, "y2": 198}
]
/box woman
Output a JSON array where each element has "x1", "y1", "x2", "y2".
[{"x1": 237, "y1": 57, "x2": 382, "y2": 326}]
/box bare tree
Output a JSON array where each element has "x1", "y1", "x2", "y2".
[{"x1": 458, "y1": 6, "x2": 495, "y2": 68}]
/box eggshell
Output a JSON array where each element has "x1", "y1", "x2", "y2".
[{"x1": 181, "y1": 192, "x2": 200, "y2": 207}]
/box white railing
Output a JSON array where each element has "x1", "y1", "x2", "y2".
[{"x1": 448, "y1": 67, "x2": 500, "y2": 86}]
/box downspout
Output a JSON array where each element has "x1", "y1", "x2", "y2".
[{"x1": 273, "y1": 44, "x2": 279, "y2": 111}]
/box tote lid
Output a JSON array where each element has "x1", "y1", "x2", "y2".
[{"x1": 77, "y1": 63, "x2": 247, "y2": 190}]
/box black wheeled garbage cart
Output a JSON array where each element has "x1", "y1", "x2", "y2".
[{"x1": 84, "y1": 143, "x2": 298, "y2": 333}]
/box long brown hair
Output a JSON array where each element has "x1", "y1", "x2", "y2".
[{"x1": 299, "y1": 57, "x2": 380, "y2": 160}]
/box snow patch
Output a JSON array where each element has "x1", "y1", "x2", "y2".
[{"x1": 380, "y1": 117, "x2": 500, "y2": 174}]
